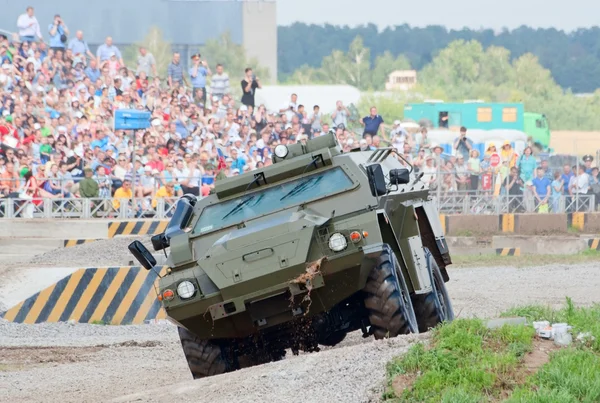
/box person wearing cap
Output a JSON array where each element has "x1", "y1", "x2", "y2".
[
  {"x1": 583, "y1": 155, "x2": 594, "y2": 174},
  {"x1": 78, "y1": 167, "x2": 99, "y2": 198},
  {"x1": 189, "y1": 53, "x2": 211, "y2": 105},
  {"x1": 390, "y1": 120, "x2": 408, "y2": 142},
  {"x1": 500, "y1": 140, "x2": 518, "y2": 168}
]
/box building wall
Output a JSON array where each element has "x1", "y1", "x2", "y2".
[{"x1": 242, "y1": 1, "x2": 277, "y2": 83}]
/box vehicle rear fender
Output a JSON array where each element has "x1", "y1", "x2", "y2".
[
  {"x1": 415, "y1": 201, "x2": 451, "y2": 282},
  {"x1": 376, "y1": 210, "x2": 432, "y2": 294}
]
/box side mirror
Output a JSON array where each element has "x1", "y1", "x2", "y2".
[
  {"x1": 128, "y1": 240, "x2": 157, "y2": 271},
  {"x1": 366, "y1": 163, "x2": 387, "y2": 197},
  {"x1": 390, "y1": 168, "x2": 410, "y2": 185}
]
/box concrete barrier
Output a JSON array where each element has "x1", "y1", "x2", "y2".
[
  {"x1": 445, "y1": 215, "x2": 499, "y2": 236},
  {"x1": 107, "y1": 220, "x2": 169, "y2": 238},
  {"x1": 514, "y1": 214, "x2": 567, "y2": 235},
  {"x1": 0, "y1": 266, "x2": 168, "y2": 325},
  {"x1": 2, "y1": 220, "x2": 109, "y2": 239},
  {"x1": 492, "y1": 235, "x2": 587, "y2": 255},
  {"x1": 495, "y1": 248, "x2": 520, "y2": 256}
]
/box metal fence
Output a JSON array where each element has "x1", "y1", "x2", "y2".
[
  {"x1": 433, "y1": 193, "x2": 595, "y2": 215},
  {"x1": 0, "y1": 196, "x2": 180, "y2": 219}
]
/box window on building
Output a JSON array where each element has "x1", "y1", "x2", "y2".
[
  {"x1": 477, "y1": 107, "x2": 492, "y2": 122},
  {"x1": 502, "y1": 107, "x2": 518, "y2": 122}
]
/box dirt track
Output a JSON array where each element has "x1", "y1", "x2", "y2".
[{"x1": 2, "y1": 262, "x2": 599, "y2": 403}]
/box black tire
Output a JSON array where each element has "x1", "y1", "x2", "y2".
[
  {"x1": 412, "y1": 247, "x2": 455, "y2": 333},
  {"x1": 363, "y1": 248, "x2": 419, "y2": 339},
  {"x1": 177, "y1": 326, "x2": 231, "y2": 379},
  {"x1": 319, "y1": 331, "x2": 347, "y2": 347}
]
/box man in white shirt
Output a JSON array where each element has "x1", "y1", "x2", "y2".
[
  {"x1": 279, "y1": 93, "x2": 298, "y2": 122},
  {"x1": 331, "y1": 101, "x2": 350, "y2": 129},
  {"x1": 17, "y1": 7, "x2": 42, "y2": 42}
]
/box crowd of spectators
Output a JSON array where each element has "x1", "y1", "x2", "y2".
[{"x1": 0, "y1": 6, "x2": 597, "y2": 217}]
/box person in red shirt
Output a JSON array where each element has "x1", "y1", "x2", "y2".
[{"x1": 146, "y1": 152, "x2": 164, "y2": 172}]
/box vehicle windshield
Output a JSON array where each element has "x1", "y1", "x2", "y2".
[{"x1": 192, "y1": 167, "x2": 354, "y2": 235}]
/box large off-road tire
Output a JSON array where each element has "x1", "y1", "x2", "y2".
[
  {"x1": 411, "y1": 247, "x2": 455, "y2": 333},
  {"x1": 177, "y1": 326, "x2": 231, "y2": 379},
  {"x1": 363, "y1": 248, "x2": 419, "y2": 339}
]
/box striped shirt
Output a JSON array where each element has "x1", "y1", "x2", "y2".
[
  {"x1": 211, "y1": 73, "x2": 230, "y2": 96},
  {"x1": 168, "y1": 62, "x2": 184, "y2": 85}
]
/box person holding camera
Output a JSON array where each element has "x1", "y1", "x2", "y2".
[
  {"x1": 189, "y1": 53, "x2": 211, "y2": 105},
  {"x1": 453, "y1": 126, "x2": 473, "y2": 160},
  {"x1": 48, "y1": 14, "x2": 69, "y2": 52},
  {"x1": 241, "y1": 67, "x2": 261, "y2": 108}
]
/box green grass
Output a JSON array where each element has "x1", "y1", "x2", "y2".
[
  {"x1": 384, "y1": 299, "x2": 600, "y2": 402},
  {"x1": 384, "y1": 319, "x2": 535, "y2": 402},
  {"x1": 90, "y1": 320, "x2": 107, "y2": 325},
  {"x1": 451, "y1": 249, "x2": 600, "y2": 268}
]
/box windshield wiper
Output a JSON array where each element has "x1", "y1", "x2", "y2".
[
  {"x1": 280, "y1": 176, "x2": 323, "y2": 201},
  {"x1": 222, "y1": 196, "x2": 255, "y2": 220}
]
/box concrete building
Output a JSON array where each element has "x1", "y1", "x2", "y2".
[
  {"x1": 385, "y1": 70, "x2": 417, "y2": 91},
  {"x1": 0, "y1": 0, "x2": 278, "y2": 82}
]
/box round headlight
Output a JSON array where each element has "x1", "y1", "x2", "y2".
[
  {"x1": 177, "y1": 281, "x2": 196, "y2": 299},
  {"x1": 274, "y1": 144, "x2": 289, "y2": 159},
  {"x1": 328, "y1": 233, "x2": 347, "y2": 252}
]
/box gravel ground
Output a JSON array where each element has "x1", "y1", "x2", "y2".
[
  {"x1": 2, "y1": 238, "x2": 600, "y2": 403},
  {"x1": 27, "y1": 236, "x2": 154, "y2": 267}
]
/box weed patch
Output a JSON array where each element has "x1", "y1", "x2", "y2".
[{"x1": 384, "y1": 299, "x2": 600, "y2": 402}]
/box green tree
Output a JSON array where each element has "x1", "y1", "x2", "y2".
[
  {"x1": 343, "y1": 36, "x2": 372, "y2": 90},
  {"x1": 371, "y1": 51, "x2": 412, "y2": 91},
  {"x1": 122, "y1": 26, "x2": 172, "y2": 77}
]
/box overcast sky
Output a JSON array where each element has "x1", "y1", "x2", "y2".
[{"x1": 276, "y1": 0, "x2": 598, "y2": 32}]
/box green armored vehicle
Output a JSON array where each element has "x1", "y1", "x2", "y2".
[{"x1": 129, "y1": 132, "x2": 454, "y2": 379}]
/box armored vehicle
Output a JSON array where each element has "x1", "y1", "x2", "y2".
[{"x1": 129, "y1": 132, "x2": 454, "y2": 379}]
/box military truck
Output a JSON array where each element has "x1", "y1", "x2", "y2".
[{"x1": 129, "y1": 132, "x2": 454, "y2": 379}]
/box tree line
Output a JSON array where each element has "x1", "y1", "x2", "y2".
[{"x1": 278, "y1": 23, "x2": 600, "y2": 94}]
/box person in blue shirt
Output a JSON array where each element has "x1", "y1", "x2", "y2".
[
  {"x1": 516, "y1": 146, "x2": 537, "y2": 184},
  {"x1": 48, "y1": 14, "x2": 69, "y2": 52},
  {"x1": 229, "y1": 148, "x2": 246, "y2": 171},
  {"x1": 561, "y1": 164, "x2": 574, "y2": 194},
  {"x1": 583, "y1": 155, "x2": 594, "y2": 174},
  {"x1": 189, "y1": 54, "x2": 211, "y2": 105},
  {"x1": 84, "y1": 59, "x2": 101, "y2": 82},
  {"x1": 551, "y1": 170, "x2": 564, "y2": 212},
  {"x1": 361, "y1": 107, "x2": 385, "y2": 139},
  {"x1": 532, "y1": 167, "x2": 551, "y2": 211}
]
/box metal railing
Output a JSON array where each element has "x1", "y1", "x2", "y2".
[
  {"x1": 0, "y1": 196, "x2": 181, "y2": 219},
  {"x1": 433, "y1": 193, "x2": 596, "y2": 214}
]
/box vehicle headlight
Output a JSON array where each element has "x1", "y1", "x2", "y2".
[
  {"x1": 328, "y1": 233, "x2": 347, "y2": 252},
  {"x1": 177, "y1": 281, "x2": 196, "y2": 299},
  {"x1": 274, "y1": 144, "x2": 289, "y2": 159}
]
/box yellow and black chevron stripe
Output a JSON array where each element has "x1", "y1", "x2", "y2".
[
  {"x1": 0, "y1": 266, "x2": 168, "y2": 325},
  {"x1": 496, "y1": 248, "x2": 520, "y2": 256},
  {"x1": 64, "y1": 239, "x2": 100, "y2": 248},
  {"x1": 588, "y1": 239, "x2": 600, "y2": 250},
  {"x1": 108, "y1": 221, "x2": 169, "y2": 238}
]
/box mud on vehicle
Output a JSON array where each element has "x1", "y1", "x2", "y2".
[{"x1": 129, "y1": 133, "x2": 454, "y2": 379}]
